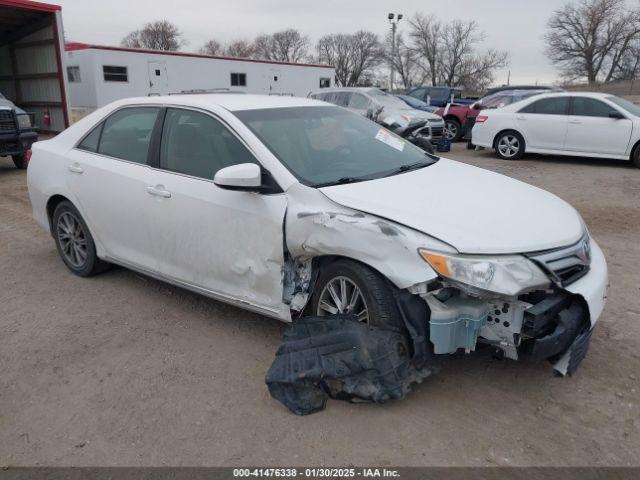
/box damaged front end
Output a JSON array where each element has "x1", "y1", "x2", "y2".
[{"x1": 419, "y1": 286, "x2": 592, "y2": 376}]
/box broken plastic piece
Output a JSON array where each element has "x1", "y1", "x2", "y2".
[{"x1": 265, "y1": 315, "x2": 439, "y2": 415}]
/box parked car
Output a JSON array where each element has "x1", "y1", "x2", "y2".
[
  {"x1": 437, "y1": 89, "x2": 554, "y2": 142},
  {"x1": 27, "y1": 94, "x2": 607, "y2": 376},
  {"x1": 484, "y1": 85, "x2": 562, "y2": 96},
  {"x1": 472, "y1": 91, "x2": 640, "y2": 165},
  {"x1": 308, "y1": 87, "x2": 445, "y2": 151},
  {"x1": 0, "y1": 92, "x2": 37, "y2": 169},
  {"x1": 395, "y1": 94, "x2": 438, "y2": 113},
  {"x1": 405, "y1": 86, "x2": 477, "y2": 108}
]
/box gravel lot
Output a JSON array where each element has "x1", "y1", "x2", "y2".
[{"x1": 1, "y1": 143, "x2": 639, "y2": 467}]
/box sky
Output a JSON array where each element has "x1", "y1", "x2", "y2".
[{"x1": 53, "y1": 0, "x2": 571, "y2": 86}]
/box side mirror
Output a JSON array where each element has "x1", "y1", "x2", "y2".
[
  {"x1": 214, "y1": 163, "x2": 262, "y2": 191},
  {"x1": 472, "y1": 102, "x2": 483, "y2": 111},
  {"x1": 413, "y1": 136, "x2": 435, "y2": 154},
  {"x1": 366, "y1": 107, "x2": 374, "y2": 119},
  {"x1": 609, "y1": 111, "x2": 625, "y2": 119}
]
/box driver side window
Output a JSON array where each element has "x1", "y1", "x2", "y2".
[{"x1": 160, "y1": 108, "x2": 256, "y2": 180}]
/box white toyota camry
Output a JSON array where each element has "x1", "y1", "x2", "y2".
[
  {"x1": 27, "y1": 94, "x2": 608, "y2": 375},
  {"x1": 472, "y1": 91, "x2": 640, "y2": 165}
]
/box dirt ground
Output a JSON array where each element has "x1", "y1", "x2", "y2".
[{"x1": 1, "y1": 143, "x2": 639, "y2": 467}]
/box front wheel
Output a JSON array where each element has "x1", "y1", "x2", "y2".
[
  {"x1": 495, "y1": 131, "x2": 525, "y2": 160},
  {"x1": 444, "y1": 118, "x2": 462, "y2": 142},
  {"x1": 310, "y1": 259, "x2": 402, "y2": 329},
  {"x1": 12, "y1": 154, "x2": 26, "y2": 169}
]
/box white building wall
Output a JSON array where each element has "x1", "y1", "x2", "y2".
[{"x1": 65, "y1": 47, "x2": 335, "y2": 118}]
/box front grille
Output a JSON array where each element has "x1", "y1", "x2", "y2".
[
  {"x1": 526, "y1": 235, "x2": 591, "y2": 287},
  {"x1": 431, "y1": 127, "x2": 444, "y2": 139},
  {"x1": 0, "y1": 110, "x2": 16, "y2": 132}
]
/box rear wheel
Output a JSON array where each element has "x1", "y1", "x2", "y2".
[
  {"x1": 310, "y1": 259, "x2": 402, "y2": 329},
  {"x1": 52, "y1": 201, "x2": 109, "y2": 277},
  {"x1": 444, "y1": 118, "x2": 462, "y2": 142},
  {"x1": 12, "y1": 154, "x2": 26, "y2": 169},
  {"x1": 632, "y1": 145, "x2": 640, "y2": 168},
  {"x1": 495, "y1": 131, "x2": 525, "y2": 160}
]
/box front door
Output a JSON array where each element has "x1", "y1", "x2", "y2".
[
  {"x1": 564, "y1": 96, "x2": 633, "y2": 155},
  {"x1": 145, "y1": 107, "x2": 289, "y2": 319},
  {"x1": 148, "y1": 62, "x2": 168, "y2": 95}
]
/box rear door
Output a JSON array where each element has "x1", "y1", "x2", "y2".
[
  {"x1": 516, "y1": 96, "x2": 570, "y2": 151},
  {"x1": 65, "y1": 106, "x2": 160, "y2": 269},
  {"x1": 565, "y1": 96, "x2": 633, "y2": 155}
]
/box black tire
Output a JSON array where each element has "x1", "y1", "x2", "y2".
[
  {"x1": 12, "y1": 154, "x2": 26, "y2": 169},
  {"x1": 494, "y1": 131, "x2": 525, "y2": 160},
  {"x1": 310, "y1": 259, "x2": 402, "y2": 329},
  {"x1": 444, "y1": 118, "x2": 462, "y2": 142},
  {"x1": 632, "y1": 145, "x2": 640, "y2": 168},
  {"x1": 52, "y1": 201, "x2": 109, "y2": 277}
]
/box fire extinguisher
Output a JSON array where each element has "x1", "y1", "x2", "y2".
[{"x1": 43, "y1": 109, "x2": 51, "y2": 128}]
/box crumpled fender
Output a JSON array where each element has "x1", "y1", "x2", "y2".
[{"x1": 284, "y1": 183, "x2": 443, "y2": 290}]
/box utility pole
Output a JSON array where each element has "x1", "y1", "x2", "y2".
[{"x1": 388, "y1": 13, "x2": 403, "y2": 91}]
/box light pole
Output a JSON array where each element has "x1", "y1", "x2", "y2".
[{"x1": 388, "y1": 13, "x2": 403, "y2": 91}]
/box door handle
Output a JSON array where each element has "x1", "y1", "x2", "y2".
[
  {"x1": 146, "y1": 185, "x2": 171, "y2": 198},
  {"x1": 569, "y1": 120, "x2": 582, "y2": 124},
  {"x1": 515, "y1": 115, "x2": 526, "y2": 120},
  {"x1": 68, "y1": 163, "x2": 84, "y2": 174}
]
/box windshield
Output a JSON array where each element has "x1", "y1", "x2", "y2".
[
  {"x1": 607, "y1": 95, "x2": 640, "y2": 117},
  {"x1": 235, "y1": 106, "x2": 437, "y2": 187},
  {"x1": 481, "y1": 90, "x2": 545, "y2": 109},
  {"x1": 368, "y1": 90, "x2": 410, "y2": 109},
  {"x1": 398, "y1": 94, "x2": 428, "y2": 108}
]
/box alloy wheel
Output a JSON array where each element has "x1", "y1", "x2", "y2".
[
  {"x1": 497, "y1": 135, "x2": 520, "y2": 158},
  {"x1": 316, "y1": 276, "x2": 369, "y2": 323},
  {"x1": 57, "y1": 211, "x2": 88, "y2": 268},
  {"x1": 444, "y1": 122, "x2": 458, "y2": 140}
]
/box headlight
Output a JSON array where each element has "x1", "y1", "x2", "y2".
[
  {"x1": 17, "y1": 114, "x2": 31, "y2": 129},
  {"x1": 418, "y1": 249, "x2": 550, "y2": 297}
]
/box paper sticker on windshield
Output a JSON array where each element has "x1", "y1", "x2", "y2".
[{"x1": 375, "y1": 129, "x2": 405, "y2": 152}]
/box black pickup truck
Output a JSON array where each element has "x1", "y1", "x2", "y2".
[{"x1": 0, "y1": 93, "x2": 37, "y2": 169}]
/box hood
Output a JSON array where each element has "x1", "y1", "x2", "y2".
[
  {"x1": 319, "y1": 158, "x2": 583, "y2": 254},
  {"x1": 380, "y1": 108, "x2": 443, "y2": 128},
  {"x1": 0, "y1": 98, "x2": 24, "y2": 114}
]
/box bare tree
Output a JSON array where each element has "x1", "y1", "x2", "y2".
[
  {"x1": 384, "y1": 33, "x2": 423, "y2": 89},
  {"x1": 253, "y1": 29, "x2": 310, "y2": 62},
  {"x1": 439, "y1": 20, "x2": 509, "y2": 91},
  {"x1": 408, "y1": 14, "x2": 442, "y2": 86},
  {"x1": 200, "y1": 39, "x2": 224, "y2": 56},
  {"x1": 121, "y1": 20, "x2": 185, "y2": 51},
  {"x1": 546, "y1": 0, "x2": 640, "y2": 84},
  {"x1": 316, "y1": 31, "x2": 383, "y2": 86},
  {"x1": 407, "y1": 15, "x2": 508, "y2": 91},
  {"x1": 226, "y1": 39, "x2": 255, "y2": 58}
]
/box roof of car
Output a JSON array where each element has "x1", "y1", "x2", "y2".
[{"x1": 107, "y1": 94, "x2": 328, "y2": 112}]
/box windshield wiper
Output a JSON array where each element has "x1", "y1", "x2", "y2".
[
  {"x1": 394, "y1": 161, "x2": 430, "y2": 173},
  {"x1": 314, "y1": 176, "x2": 366, "y2": 188}
]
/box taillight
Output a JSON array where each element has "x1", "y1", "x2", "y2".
[
  {"x1": 476, "y1": 115, "x2": 489, "y2": 123},
  {"x1": 25, "y1": 149, "x2": 32, "y2": 167}
]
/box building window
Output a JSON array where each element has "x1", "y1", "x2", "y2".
[
  {"x1": 67, "y1": 66, "x2": 81, "y2": 83},
  {"x1": 230, "y1": 73, "x2": 246, "y2": 87},
  {"x1": 103, "y1": 66, "x2": 128, "y2": 82},
  {"x1": 320, "y1": 77, "x2": 331, "y2": 88}
]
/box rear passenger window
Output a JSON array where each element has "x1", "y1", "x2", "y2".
[
  {"x1": 571, "y1": 97, "x2": 618, "y2": 118},
  {"x1": 98, "y1": 107, "x2": 159, "y2": 164},
  {"x1": 348, "y1": 93, "x2": 371, "y2": 110},
  {"x1": 519, "y1": 97, "x2": 569, "y2": 115},
  {"x1": 77, "y1": 124, "x2": 102, "y2": 152},
  {"x1": 160, "y1": 108, "x2": 256, "y2": 180},
  {"x1": 333, "y1": 92, "x2": 350, "y2": 107}
]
